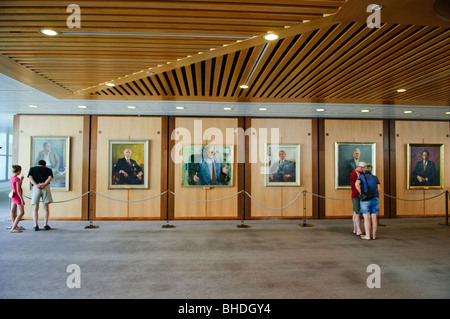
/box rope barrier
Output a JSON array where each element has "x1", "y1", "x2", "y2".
[
  {"x1": 93, "y1": 190, "x2": 168, "y2": 203},
  {"x1": 11, "y1": 188, "x2": 448, "y2": 210},
  {"x1": 243, "y1": 190, "x2": 303, "y2": 211},
  {"x1": 23, "y1": 191, "x2": 91, "y2": 204},
  {"x1": 380, "y1": 191, "x2": 447, "y2": 202},
  {"x1": 304, "y1": 190, "x2": 351, "y2": 201},
  {"x1": 168, "y1": 190, "x2": 243, "y2": 203}
]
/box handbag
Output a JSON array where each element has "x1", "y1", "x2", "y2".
[
  {"x1": 8, "y1": 190, "x2": 14, "y2": 198},
  {"x1": 359, "y1": 174, "x2": 375, "y2": 201}
]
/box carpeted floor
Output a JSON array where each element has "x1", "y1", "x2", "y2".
[{"x1": 1, "y1": 214, "x2": 449, "y2": 299}]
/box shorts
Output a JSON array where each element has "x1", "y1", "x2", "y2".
[
  {"x1": 352, "y1": 198, "x2": 361, "y2": 214},
  {"x1": 360, "y1": 197, "x2": 379, "y2": 214},
  {"x1": 31, "y1": 184, "x2": 53, "y2": 205}
]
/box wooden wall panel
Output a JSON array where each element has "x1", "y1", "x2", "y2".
[
  {"x1": 395, "y1": 121, "x2": 450, "y2": 216},
  {"x1": 324, "y1": 120, "x2": 385, "y2": 218},
  {"x1": 95, "y1": 116, "x2": 162, "y2": 219},
  {"x1": 172, "y1": 117, "x2": 240, "y2": 219},
  {"x1": 249, "y1": 118, "x2": 313, "y2": 218},
  {"x1": 16, "y1": 115, "x2": 87, "y2": 220}
]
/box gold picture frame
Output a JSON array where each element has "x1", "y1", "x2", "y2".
[
  {"x1": 407, "y1": 144, "x2": 444, "y2": 189},
  {"x1": 265, "y1": 144, "x2": 300, "y2": 187},
  {"x1": 108, "y1": 140, "x2": 149, "y2": 189},
  {"x1": 30, "y1": 136, "x2": 70, "y2": 191}
]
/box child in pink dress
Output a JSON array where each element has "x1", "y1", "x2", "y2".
[{"x1": 10, "y1": 165, "x2": 25, "y2": 233}]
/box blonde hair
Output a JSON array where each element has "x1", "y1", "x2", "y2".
[
  {"x1": 363, "y1": 163, "x2": 373, "y2": 174},
  {"x1": 12, "y1": 165, "x2": 22, "y2": 174}
]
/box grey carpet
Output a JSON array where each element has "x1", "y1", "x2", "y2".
[{"x1": 1, "y1": 217, "x2": 449, "y2": 299}]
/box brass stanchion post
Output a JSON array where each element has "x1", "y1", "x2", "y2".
[
  {"x1": 162, "y1": 191, "x2": 175, "y2": 228},
  {"x1": 299, "y1": 190, "x2": 312, "y2": 228},
  {"x1": 85, "y1": 191, "x2": 99, "y2": 229},
  {"x1": 440, "y1": 190, "x2": 449, "y2": 226},
  {"x1": 237, "y1": 191, "x2": 250, "y2": 228}
]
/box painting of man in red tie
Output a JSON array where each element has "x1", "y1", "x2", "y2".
[{"x1": 182, "y1": 145, "x2": 233, "y2": 187}]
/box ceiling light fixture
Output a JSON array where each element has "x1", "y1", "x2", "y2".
[
  {"x1": 258, "y1": 107, "x2": 268, "y2": 111},
  {"x1": 397, "y1": 89, "x2": 406, "y2": 92},
  {"x1": 28, "y1": 104, "x2": 38, "y2": 108},
  {"x1": 77, "y1": 105, "x2": 87, "y2": 109},
  {"x1": 403, "y1": 110, "x2": 413, "y2": 114},
  {"x1": 224, "y1": 107, "x2": 232, "y2": 111},
  {"x1": 40, "y1": 29, "x2": 58, "y2": 36},
  {"x1": 316, "y1": 108, "x2": 325, "y2": 112},
  {"x1": 239, "y1": 84, "x2": 249, "y2": 89},
  {"x1": 263, "y1": 33, "x2": 279, "y2": 41},
  {"x1": 105, "y1": 82, "x2": 115, "y2": 87},
  {"x1": 361, "y1": 109, "x2": 370, "y2": 113},
  {"x1": 127, "y1": 106, "x2": 136, "y2": 109},
  {"x1": 446, "y1": 112, "x2": 450, "y2": 115},
  {"x1": 176, "y1": 106, "x2": 185, "y2": 110}
]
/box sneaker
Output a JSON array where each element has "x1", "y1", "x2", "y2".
[
  {"x1": 43, "y1": 225, "x2": 51, "y2": 230},
  {"x1": 33, "y1": 226, "x2": 40, "y2": 231}
]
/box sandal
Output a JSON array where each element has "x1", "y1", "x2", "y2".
[
  {"x1": 17, "y1": 226, "x2": 25, "y2": 230},
  {"x1": 10, "y1": 229, "x2": 22, "y2": 233},
  {"x1": 360, "y1": 235, "x2": 370, "y2": 240}
]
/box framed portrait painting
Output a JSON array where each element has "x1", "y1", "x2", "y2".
[
  {"x1": 30, "y1": 136, "x2": 70, "y2": 191},
  {"x1": 108, "y1": 140, "x2": 149, "y2": 189},
  {"x1": 265, "y1": 144, "x2": 300, "y2": 187},
  {"x1": 407, "y1": 144, "x2": 444, "y2": 189},
  {"x1": 335, "y1": 142, "x2": 376, "y2": 189},
  {"x1": 181, "y1": 145, "x2": 233, "y2": 187}
]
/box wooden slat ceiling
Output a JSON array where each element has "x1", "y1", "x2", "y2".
[{"x1": 0, "y1": 0, "x2": 449, "y2": 106}]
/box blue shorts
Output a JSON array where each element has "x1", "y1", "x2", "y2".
[{"x1": 360, "y1": 197, "x2": 379, "y2": 214}]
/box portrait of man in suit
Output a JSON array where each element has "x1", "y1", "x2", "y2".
[
  {"x1": 109, "y1": 140, "x2": 148, "y2": 189},
  {"x1": 335, "y1": 143, "x2": 375, "y2": 189},
  {"x1": 268, "y1": 150, "x2": 296, "y2": 183},
  {"x1": 412, "y1": 150, "x2": 437, "y2": 186},
  {"x1": 113, "y1": 148, "x2": 144, "y2": 185},
  {"x1": 265, "y1": 144, "x2": 300, "y2": 186},
  {"x1": 183, "y1": 145, "x2": 233, "y2": 186},
  {"x1": 408, "y1": 144, "x2": 443, "y2": 189},
  {"x1": 31, "y1": 136, "x2": 70, "y2": 191}
]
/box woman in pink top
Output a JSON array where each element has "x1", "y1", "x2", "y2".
[{"x1": 10, "y1": 165, "x2": 25, "y2": 233}]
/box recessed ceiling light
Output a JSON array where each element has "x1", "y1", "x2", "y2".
[
  {"x1": 316, "y1": 108, "x2": 325, "y2": 112},
  {"x1": 263, "y1": 33, "x2": 279, "y2": 41},
  {"x1": 224, "y1": 107, "x2": 232, "y2": 111},
  {"x1": 361, "y1": 109, "x2": 370, "y2": 113},
  {"x1": 239, "y1": 84, "x2": 249, "y2": 89},
  {"x1": 105, "y1": 82, "x2": 115, "y2": 87},
  {"x1": 403, "y1": 110, "x2": 413, "y2": 114},
  {"x1": 176, "y1": 106, "x2": 185, "y2": 110},
  {"x1": 397, "y1": 89, "x2": 406, "y2": 92},
  {"x1": 28, "y1": 104, "x2": 38, "y2": 108},
  {"x1": 77, "y1": 105, "x2": 87, "y2": 109},
  {"x1": 445, "y1": 112, "x2": 450, "y2": 115},
  {"x1": 40, "y1": 29, "x2": 58, "y2": 36},
  {"x1": 258, "y1": 107, "x2": 268, "y2": 111},
  {"x1": 127, "y1": 105, "x2": 136, "y2": 109}
]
